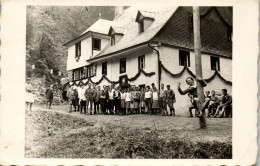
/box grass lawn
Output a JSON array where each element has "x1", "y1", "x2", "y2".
[{"x1": 25, "y1": 104, "x2": 232, "y2": 159}]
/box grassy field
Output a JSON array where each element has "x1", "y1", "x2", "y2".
[{"x1": 25, "y1": 104, "x2": 232, "y2": 159}]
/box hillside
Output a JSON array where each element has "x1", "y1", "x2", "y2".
[{"x1": 26, "y1": 6, "x2": 115, "y2": 82}]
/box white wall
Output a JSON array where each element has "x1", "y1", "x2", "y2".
[
  {"x1": 67, "y1": 36, "x2": 110, "y2": 71},
  {"x1": 90, "y1": 48, "x2": 159, "y2": 87},
  {"x1": 159, "y1": 45, "x2": 232, "y2": 115}
]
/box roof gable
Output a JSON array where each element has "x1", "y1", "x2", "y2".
[
  {"x1": 153, "y1": 7, "x2": 232, "y2": 58},
  {"x1": 89, "y1": 6, "x2": 178, "y2": 60},
  {"x1": 135, "y1": 10, "x2": 156, "y2": 22}
]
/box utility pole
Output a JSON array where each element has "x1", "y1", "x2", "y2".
[{"x1": 193, "y1": 7, "x2": 206, "y2": 128}]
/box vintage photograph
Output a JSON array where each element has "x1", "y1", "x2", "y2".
[{"x1": 25, "y1": 5, "x2": 232, "y2": 159}]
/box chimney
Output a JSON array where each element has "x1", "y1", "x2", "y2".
[
  {"x1": 99, "y1": 13, "x2": 102, "y2": 19},
  {"x1": 115, "y1": 6, "x2": 124, "y2": 20}
]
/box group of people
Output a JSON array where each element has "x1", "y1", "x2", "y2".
[
  {"x1": 65, "y1": 83, "x2": 177, "y2": 116},
  {"x1": 26, "y1": 76, "x2": 232, "y2": 119},
  {"x1": 177, "y1": 77, "x2": 232, "y2": 118}
]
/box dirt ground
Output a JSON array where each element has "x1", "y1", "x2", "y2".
[{"x1": 25, "y1": 104, "x2": 232, "y2": 158}]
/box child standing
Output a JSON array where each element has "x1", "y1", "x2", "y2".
[{"x1": 125, "y1": 88, "x2": 132, "y2": 115}]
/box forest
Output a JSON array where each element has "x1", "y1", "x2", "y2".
[{"x1": 26, "y1": 6, "x2": 115, "y2": 83}]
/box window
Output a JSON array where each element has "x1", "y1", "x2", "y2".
[
  {"x1": 120, "y1": 58, "x2": 126, "y2": 74},
  {"x1": 139, "y1": 21, "x2": 144, "y2": 33},
  {"x1": 75, "y1": 42, "x2": 81, "y2": 61},
  {"x1": 210, "y1": 56, "x2": 220, "y2": 71},
  {"x1": 138, "y1": 55, "x2": 145, "y2": 70},
  {"x1": 80, "y1": 68, "x2": 85, "y2": 79},
  {"x1": 179, "y1": 50, "x2": 190, "y2": 67},
  {"x1": 87, "y1": 65, "x2": 96, "y2": 77},
  {"x1": 111, "y1": 35, "x2": 115, "y2": 46},
  {"x1": 102, "y1": 62, "x2": 107, "y2": 75},
  {"x1": 93, "y1": 38, "x2": 101, "y2": 51},
  {"x1": 73, "y1": 70, "x2": 80, "y2": 80}
]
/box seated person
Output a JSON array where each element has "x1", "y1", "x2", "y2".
[
  {"x1": 204, "y1": 90, "x2": 211, "y2": 99},
  {"x1": 207, "y1": 90, "x2": 219, "y2": 117},
  {"x1": 213, "y1": 89, "x2": 232, "y2": 118}
]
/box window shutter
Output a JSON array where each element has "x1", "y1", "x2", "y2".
[
  {"x1": 218, "y1": 58, "x2": 220, "y2": 71},
  {"x1": 187, "y1": 53, "x2": 190, "y2": 67},
  {"x1": 138, "y1": 56, "x2": 140, "y2": 70}
]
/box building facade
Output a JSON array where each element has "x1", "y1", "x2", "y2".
[{"x1": 64, "y1": 6, "x2": 232, "y2": 113}]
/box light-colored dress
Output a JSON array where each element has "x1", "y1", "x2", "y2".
[
  {"x1": 152, "y1": 91, "x2": 159, "y2": 108},
  {"x1": 125, "y1": 92, "x2": 131, "y2": 109},
  {"x1": 121, "y1": 92, "x2": 126, "y2": 108},
  {"x1": 25, "y1": 83, "x2": 34, "y2": 103}
]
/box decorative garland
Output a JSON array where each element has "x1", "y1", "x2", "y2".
[
  {"x1": 70, "y1": 69, "x2": 155, "y2": 86},
  {"x1": 69, "y1": 63, "x2": 231, "y2": 86},
  {"x1": 160, "y1": 62, "x2": 232, "y2": 85},
  {"x1": 128, "y1": 69, "x2": 156, "y2": 82}
]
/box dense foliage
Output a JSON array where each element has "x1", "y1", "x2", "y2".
[{"x1": 26, "y1": 6, "x2": 115, "y2": 83}]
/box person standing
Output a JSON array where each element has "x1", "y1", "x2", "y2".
[
  {"x1": 134, "y1": 87, "x2": 141, "y2": 114},
  {"x1": 67, "y1": 85, "x2": 75, "y2": 113},
  {"x1": 78, "y1": 84, "x2": 87, "y2": 114},
  {"x1": 108, "y1": 84, "x2": 115, "y2": 115},
  {"x1": 120, "y1": 88, "x2": 126, "y2": 115},
  {"x1": 159, "y1": 84, "x2": 167, "y2": 115},
  {"x1": 25, "y1": 78, "x2": 34, "y2": 111},
  {"x1": 85, "y1": 83, "x2": 95, "y2": 115},
  {"x1": 114, "y1": 86, "x2": 121, "y2": 115},
  {"x1": 100, "y1": 86, "x2": 107, "y2": 115},
  {"x1": 152, "y1": 86, "x2": 159, "y2": 115},
  {"x1": 166, "y1": 85, "x2": 176, "y2": 116},
  {"x1": 125, "y1": 88, "x2": 132, "y2": 115},
  {"x1": 45, "y1": 84, "x2": 54, "y2": 109},
  {"x1": 73, "y1": 86, "x2": 80, "y2": 112},
  {"x1": 145, "y1": 86, "x2": 152, "y2": 114},
  {"x1": 94, "y1": 85, "x2": 101, "y2": 114},
  {"x1": 139, "y1": 87, "x2": 146, "y2": 114}
]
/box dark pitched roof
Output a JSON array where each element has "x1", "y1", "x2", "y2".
[
  {"x1": 153, "y1": 7, "x2": 232, "y2": 58},
  {"x1": 89, "y1": 6, "x2": 178, "y2": 61}
]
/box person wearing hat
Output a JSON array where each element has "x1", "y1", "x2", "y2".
[
  {"x1": 25, "y1": 78, "x2": 34, "y2": 111},
  {"x1": 45, "y1": 84, "x2": 54, "y2": 109}
]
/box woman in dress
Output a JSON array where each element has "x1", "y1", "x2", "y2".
[
  {"x1": 152, "y1": 86, "x2": 159, "y2": 115},
  {"x1": 120, "y1": 88, "x2": 126, "y2": 115},
  {"x1": 125, "y1": 88, "x2": 131, "y2": 115},
  {"x1": 25, "y1": 78, "x2": 34, "y2": 111}
]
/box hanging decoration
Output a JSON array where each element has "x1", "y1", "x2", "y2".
[
  {"x1": 128, "y1": 69, "x2": 156, "y2": 82},
  {"x1": 160, "y1": 62, "x2": 232, "y2": 85},
  {"x1": 69, "y1": 69, "x2": 155, "y2": 86}
]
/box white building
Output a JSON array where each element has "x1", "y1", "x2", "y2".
[{"x1": 64, "y1": 6, "x2": 232, "y2": 113}]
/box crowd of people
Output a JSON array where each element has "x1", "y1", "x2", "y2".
[
  {"x1": 25, "y1": 77, "x2": 232, "y2": 118},
  {"x1": 64, "y1": 77, "x2": 232, "y2": 118},
  {"x1": 66, "y1": 83, "x2": 176, "y2": 116}
]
